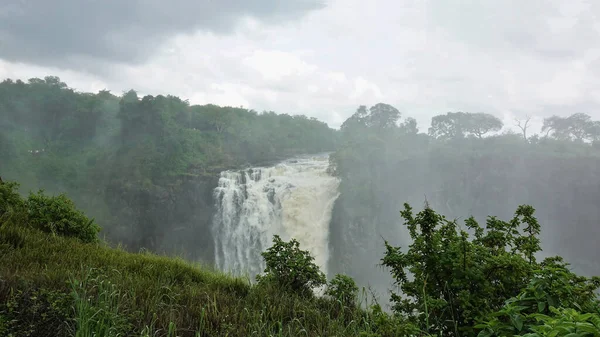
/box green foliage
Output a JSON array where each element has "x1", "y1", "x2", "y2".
[
  {"x1": 257, "y1": 235, "x2": 327, "y2": 296},
  {"x1": 380, "y1": 203, "x2": 552, "y2": 336},
  {"x1": 0, "y1": 75, "x2": 338, "y2": 256},
  {"x1": 0, "y1": 314, "x2": 6, "y2": 337},
  {"x1": 2, "y1": 177, "x2": 600, "y2": 336},
  {"x1": 478, "y1": 306, "x2": 600, "y2": 337},
  {"x1": 26, "y1": 190, "x2": 100, "y2": 243},
  {"x1": 1, "y1": 179, "x2": 99, "y2": 243},
  {"x1": 542, "y1": 113, "x2": 600, "y2": 142},
  {"x1": 429, "y1": 111, "x2": 504, "y2": 140},
  {"x1": 358, "y1": 304, "x2": 425, "y2": 337},
  {"x1": 325, "y1": 274, "x2": 359, "y2": 307},
  {"x1": 0, "y1": 180, "x2": 26, "y2": 226},
  {"x1": 475, "y1": 258, "x2": 600, "y2": 336}
]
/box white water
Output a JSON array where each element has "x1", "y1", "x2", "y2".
[{"x1": 212, "y1": 153, "x2": 340, "y2": 281}]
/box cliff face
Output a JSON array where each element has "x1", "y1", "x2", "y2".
[
  {"x1": 95, "y1": 173, "x2": 220, "y2": 264},
  {"x1": 328, "y1": 153, "x2": 600, "y2": 297},
  {"x1": 155, "y1": 175, "x2": 220, "y2": 262}
]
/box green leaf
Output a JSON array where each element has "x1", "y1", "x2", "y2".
[
  {"x1": 575, "y1": 322, "x2": 599, "y2": 335},
  {"x1": 511, "y1": 314, "x2": 524, "y2": 331},
  {"x1": 477, "y1": 328, "x2": 494, "y2": 337}
]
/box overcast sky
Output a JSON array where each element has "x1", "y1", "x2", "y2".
[{"x1": 1, "y1": 0, "x2": 599, "y2": 131}]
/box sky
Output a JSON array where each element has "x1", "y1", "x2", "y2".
[{"x1": 1, "y1": 0, "x2": 600, "y2": 131}]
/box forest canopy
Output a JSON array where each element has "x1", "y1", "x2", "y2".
[{"x1": 0, "y1": 76, "x2": 338, "y2": 257}]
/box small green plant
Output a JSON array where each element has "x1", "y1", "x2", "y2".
[
  {"x1": 26, "y1": 190, "x2": 100, "y2": 243},
  {"x1": 69, "y1": 269, "x2": 129, "y2": 337},
  {"x1": 0, "y1": 314, "x2": 8, "y2": 337},
  {"x1": 256, "y1": 235, "x2": 326, "y2": 296},
  {"x1": 325, "y1": 274, "x2": 359, "y2": 307}
]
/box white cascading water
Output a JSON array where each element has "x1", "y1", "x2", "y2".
[{"x1": 212, "y1": 153, "x2": 340, "y2": 281}]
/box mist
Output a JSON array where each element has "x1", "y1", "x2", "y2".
[
  {"x1": 328, "y1": 104, "x2": 600, "y2": 305},
  {"x1": 2, "y1": 75, "x2": 600, "y2": 311},
  {"x1": 2, "y1": 0, "x2": 600, "y2": 318},
  {"x1": 0, "y1": 76, "x2": 337, "y2": 264}
]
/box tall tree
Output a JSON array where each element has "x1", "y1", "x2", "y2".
[
  {"x1": 514, "y1": 115, "x2": 532, "y2": 140},
  {"x1": 429, "y1": 112, "x2": 503, "y2": 140},
  {"x1": 542, "y1": 113, "x2": 598, "y2": 142},
  {"x1": 341, "y1": 103, "x2": 402, "y2": 132},
  {"x1": 364, "y1": 103, "x2": 401, "y2": 129},
  {"x1": 468, "y1": 112, "x2": 504, "y2": 138}
]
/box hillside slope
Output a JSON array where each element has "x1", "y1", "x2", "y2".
[{"x1": 0, "y1": 224, "x2": 376, "y2": 337}]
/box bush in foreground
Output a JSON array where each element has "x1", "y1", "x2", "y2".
[
  {"x1": 26, "y1": 189, "x2": 100, "y2": 243},
  {"x1": 256, "y1": 235, "x2": 327, "y2": 296},
  {"x1": 381, "y1": 202, "x2": 600, "y2": 337},
  {"x1": 0, "y1": 179, "x2": 100, "y2": 243},
  {"x1": 326, "y1": 274, "x2": 359, "y2": 307}
]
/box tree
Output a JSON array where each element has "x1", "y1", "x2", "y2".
[
  {"x1": 364, "y1": 103, "x2": 401, "y2": 129},
  {"x1": 587, "y1": 120, "x2": 600, "y2": 142},
  {"x1": 514, "y1": 115, "x2": 532, "y2": 140},
  {"x1": 340, "y1": 103, "x2": 401, "y2": 131},
  {"x1": 340, "y1": 105, "x2": 369, "y2": 132},
  {"x1": 468, "y1": 112, "x2": 504, "y2": 138},
  {"x1": 542, "y1": 113, "x2": 599, "y2": 142},
  {"x1": 429, "y1": 112, "x2": 503, "y2": 140},
  {"x1": 399, "y1": 117, "x2": 419, "y2": 135},
  {"x1": 566, "y1": 113, "x2": 593, "y2": 142}
]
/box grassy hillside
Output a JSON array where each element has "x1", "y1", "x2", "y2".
[{"x1": 0, "y1": 224, "x2": 384, "y2": 337}]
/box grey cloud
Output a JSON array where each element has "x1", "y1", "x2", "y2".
[
  {"x1": 0, "y1": 0, "x2": 324, "y2": 68},
  {"x1": 429, "y1": 0, "x2": 600, "y2": 61}
]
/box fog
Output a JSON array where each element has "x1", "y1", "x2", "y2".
[
  {"x1": 328, "y1": 104, "x2": 600, "y2": 305},
  {"x1": 2, "y1": 0, "x2": 600, "y2": 311}
]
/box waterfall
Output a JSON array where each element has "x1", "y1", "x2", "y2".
[{"x1": 212, "y1": 153, "x2": 340, "y2": 281}]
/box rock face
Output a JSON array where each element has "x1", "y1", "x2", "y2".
[
  {"x1": 100, "y1": 174, "x2": 220, "y2": 263},
  {"x1": 157, "y1": 176, "x2": 220, "y2": 262}
]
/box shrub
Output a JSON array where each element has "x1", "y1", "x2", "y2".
[
  {"x1": 325, "y1": 274, "x2": 359, "y2": 307},
  {"x1": 380, "y1": 203, "x2": 546, "y2": 336},
  {"x1": 26, "y1": 190, "x2": 100, "y2": 243},
  {"x1": 256, "y1": 235, "x2": 326, "y2": 296},
  {"x1": 475, "y1": 257, "x2": 600, "y2": 336},
  {"x1": 0, "y1": 179, "x2": 26, "y2": 226}
]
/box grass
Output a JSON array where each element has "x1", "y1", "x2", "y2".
[{"x1": 0, "y1": 224, "x2": 394, "y2": 337}]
